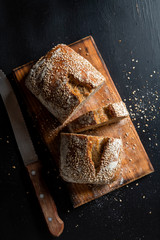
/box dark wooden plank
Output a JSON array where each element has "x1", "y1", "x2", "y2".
[{"x1": 12, "y1": 36, "x2": 154, "y2": 208}]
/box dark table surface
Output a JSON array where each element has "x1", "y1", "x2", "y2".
[{"x1": 0, "y1": 0, "x2": 160, "y2": 239}]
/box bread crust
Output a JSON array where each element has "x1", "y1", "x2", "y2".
[
  {"x1": 67, "y1": 101, "x2": 129, "y2": 133},
  {"x1": 25, "y1": 44, "x2": 105, "y2": 124},
  {"x1": 60, "y1": 133, "x2": 123, "y2": 185}
]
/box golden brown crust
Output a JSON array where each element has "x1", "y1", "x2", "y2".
[
  {"x1": 25, "y1": 44, "x2": 105, "y2": 123},
  {"x1": 67, "y1": 101, "x2": 129, "y2": 133},
  {"x1": 60, "y1": 133, "x2": 123, "y2": 185}
]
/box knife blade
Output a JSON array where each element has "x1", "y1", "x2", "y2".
[{"x1": 0, "y1": 70, "x2": 64, "y2": 237}]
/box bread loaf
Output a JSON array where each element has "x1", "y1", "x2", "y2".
[
  {"x1": 60, "y1": 133, "x2": 123, "y2": 185},
  {"x1": 67, "y1": 101, "x2": 129, "y2": 133},
  {"x1": 25, "y1": 44, "x2": 105, "y2": 124}
]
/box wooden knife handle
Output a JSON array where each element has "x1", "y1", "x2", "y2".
[{"x1": 26, "y1": 161, "x2": 64, "y2": 237}]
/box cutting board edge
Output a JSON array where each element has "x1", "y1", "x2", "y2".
[
  {"x1": 11, "y1": 36, "x2": 155, "y2": 208},
  {"x1": 73, "y1": 168, "x2": 154, "y2": 208}
]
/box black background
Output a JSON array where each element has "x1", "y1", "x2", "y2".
[{"x1": 0, "y1": 0, "x2": 160, "y2": 240}]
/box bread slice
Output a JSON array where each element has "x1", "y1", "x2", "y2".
[
  {"x1": 67, "y1": 101, "x2": 129, "y2": 133},
  {"x1": 25, "y1": 44, "x2": 105, "y2": 124},
  {"x1": 60, "y1": 133, "x2": 123, "y2": 185}
]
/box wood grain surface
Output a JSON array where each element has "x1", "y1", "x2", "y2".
[
  {"x1": 12, "y1": 36, "x2": 154, "y2": 208},
  {"x1": 27, "y1": 161, "x2": 64, "y2": 237}
]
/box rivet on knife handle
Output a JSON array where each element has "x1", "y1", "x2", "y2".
[{"x1": 27, "y1": 161, "x2": 64, "y2": 237}]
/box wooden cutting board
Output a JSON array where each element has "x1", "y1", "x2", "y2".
[{"x1": 12, "y1": 36, "x2": 154, "y2": 208}]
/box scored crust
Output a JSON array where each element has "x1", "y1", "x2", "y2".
[
  {"x1": 60, "y1": 133, "x2": 123, "y2": 185},
  {"x1": 67, "y1": 101, "x2": 129, "y2": 133},
  {"x1": 25, "y1": 44, "x2": 105, "y2": 124}
]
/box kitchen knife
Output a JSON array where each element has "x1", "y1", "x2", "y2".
[{"x1": 0, "y1": 70, "x2": 64, "y2": 237}]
